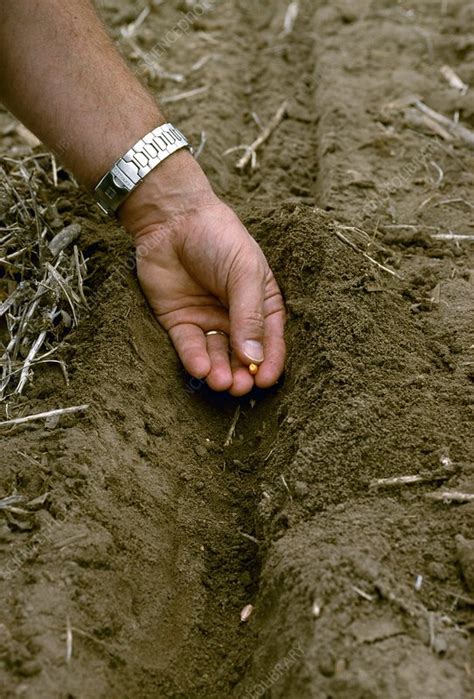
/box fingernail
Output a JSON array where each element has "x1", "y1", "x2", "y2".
[{"x1": 243, "y1": 340, "x2": 264, "y2": 362}]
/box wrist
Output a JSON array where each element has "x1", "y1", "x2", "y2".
[
  {"x1": 80, "y1": 110, "x2": 165, "y2": 188},
  {"x1": 118, "y1": 148, "x2": 217, "y2": 237}
]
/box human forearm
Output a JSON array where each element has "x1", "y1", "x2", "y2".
[
  {"x1": 0, "y1": 0, "x2": 286, "y2": 393},
  {"x1": 0, "y1": 0, "x2": 172, "y2": 187}
]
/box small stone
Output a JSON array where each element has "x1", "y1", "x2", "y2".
[
  {"x1": 45, "y1": 414, "x2": 60, "y2": 430},
  {"x1": 433, "y1": 635, "x2": 448, "y2": 655},
  {"x1": 351, "y1": 556, "x2": 380, "y2": 582},
  {"x1": 195, "y1": 445, "x2": 207, "y2": 458},
  {"x1": 414, "y1": 616, "x2": 430, "y2": 645},
  {"x1": 318, "y1": 651, "x2": 335, "y2": 677},
  {"x1": 294, "y1": 480, "x2": 309, "y2": 498},
  {"x1": 427, "y1": 561, "x2": 448, "y2": 581},
  {"x1": 145, "y1": 419, "x2": 165, "y2": 437}
]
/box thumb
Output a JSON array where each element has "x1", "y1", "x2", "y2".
[{"x1": 228, "y1": 256, "x2": 266, "y2": 366}]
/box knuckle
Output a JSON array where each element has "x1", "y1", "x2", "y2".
[{"x1": 242, "y1": 310, "x2": 265, "y2": 331}]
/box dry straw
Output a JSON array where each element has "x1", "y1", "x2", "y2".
[{"x1": 0, "y1": 144, "x2": 88, "y2": 401}]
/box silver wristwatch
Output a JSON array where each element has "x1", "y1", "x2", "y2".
[{"x1": 94, "y1": 122, "x2": 192, "y2": 216}]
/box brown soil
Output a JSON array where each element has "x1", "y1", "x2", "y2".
[{"x1": 1, "y1": 1, "x2": 473, "y2": 698}]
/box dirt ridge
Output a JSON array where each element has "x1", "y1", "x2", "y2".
[{"x1": 1, "y1": 1, "x2": 473, "y2": 697}]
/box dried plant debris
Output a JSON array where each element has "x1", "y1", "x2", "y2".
[{"x1": 0, "y1": 152, "x2": 87, "y2": 400}]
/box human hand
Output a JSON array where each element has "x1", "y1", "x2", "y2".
[{"x1": 119, "y1": 151, "x2": 286, "y2": 396}]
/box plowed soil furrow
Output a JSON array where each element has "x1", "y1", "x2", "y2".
[
  {"x1": 1, "y1": 2, "x2": 324, "y2": 698},
  {"x1": 0, "y1": 1, "x2": 473, "y2": 698}
]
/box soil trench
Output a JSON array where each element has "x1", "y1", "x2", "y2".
[{"x1": 1, "y1": 1, "x2": 473, "y2": 698}]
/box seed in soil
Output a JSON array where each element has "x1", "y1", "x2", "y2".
[{"x1": 240, "y1": 604, "x2": 254, "y2": 623}]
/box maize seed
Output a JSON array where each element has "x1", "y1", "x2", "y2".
[{"x1": 240, "y1": 604, "x2": 254, "y2": 622}]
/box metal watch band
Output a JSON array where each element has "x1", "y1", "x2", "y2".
[{"x1": 93, "y1": 122, "x2": 192, "y2": 216}]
